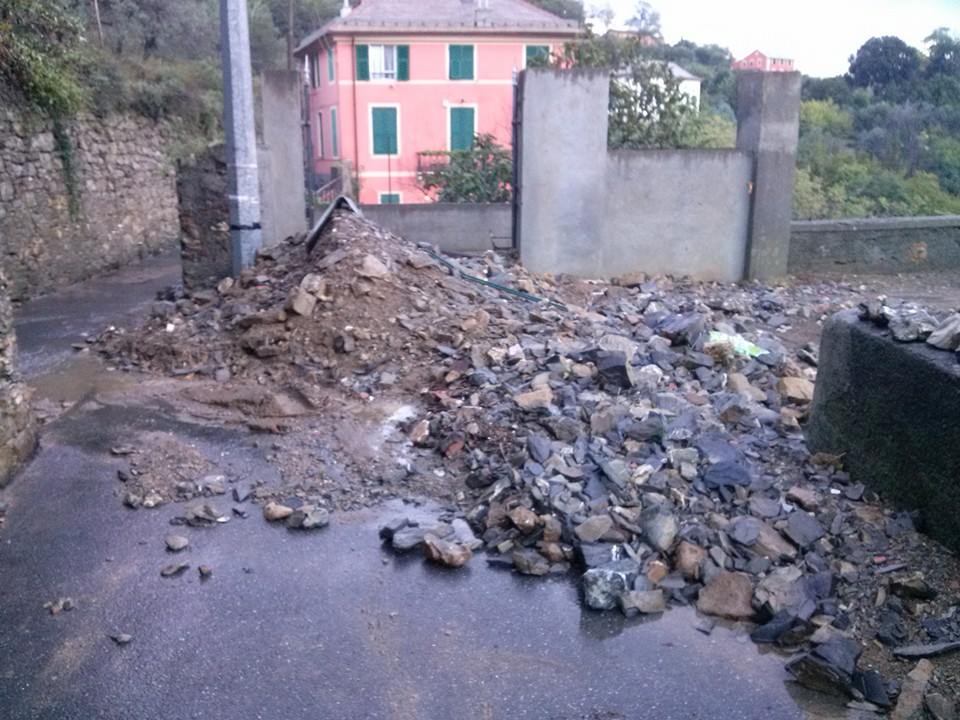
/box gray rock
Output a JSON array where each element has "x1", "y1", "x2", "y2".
[
  {"x1": 164, "y1": 534, "x2": 189, "y2": 552},
  {"x1": 784, "y1": 511, "x2": 826, "y2": 548},
  {"x1": 643, "y1": 510, "x2": 678, "y2": 552},
  {"x1": 583, "y1": 561, "x2": 639, "y2": 610},
  {"x1": 703, "y1": 461, "x2": 752, "y2": 489},
  {"x1": 619, "y1": 589, "x2": 666, "y2": 617},
  {"x1": 512, "y1": 548, "x2": 550, "y2": 576}
]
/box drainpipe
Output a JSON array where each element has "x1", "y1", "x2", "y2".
[{"x1": 351, "y1": 35, "x2": 360, "y2": 199}]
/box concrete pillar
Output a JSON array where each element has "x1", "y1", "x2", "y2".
[
  {"x1": 518, "y1": 69, "x2": 610, "y2": 275},
  {"x1": 260, "y1": 70, "x2": 307, "y2": 246},
  {"x1": 220, "y1": 0, "x2": 262, "y2": 275},
  {"x1": 736, "y1": 71, "x2": 801, "y2": 280}
]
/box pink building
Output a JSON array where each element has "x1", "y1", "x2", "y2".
[
  {"x1": 732, "y1": 51, "x2": 796, "y2": 73},
  {"x1": 294, "y1": 0, "x2": 581, "y2": 205}
]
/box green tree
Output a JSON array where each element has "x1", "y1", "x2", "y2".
[
  {"x1": 800, "y1": 100, "x2": 853, "y2": 138},
  {"x1": 848, "y1": 36, "x2": 921, "y2": 95},
  {"x1": 926, "y1": 28, "x2": 960, "y2": 77},
  {"x1": 417, "y1": 134, "x2": 513, "y2": 203},
  {"x1": 625, "y1": 1, "x2": 661, "y2": 42}
]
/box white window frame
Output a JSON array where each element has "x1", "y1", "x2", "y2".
[
  {"x1": 317, "y1": 111, "x2": 325, "y2": 158},
  {"x1": 369, "y1": 44, "x2": 399, "y2": 81},
  {"x1": 379, "y1": 191, "x2": 403, "y2": 204},
  {"x1": 368, "y1": 103, "x2": 401, "y2": 157},
  {"x1": 446, "y1": 103, "x2": 478, "y2": 152},
  {"x1": 446, "y1": 43, "x2": 477, "y2": 81},
  {"x1": 330, "y1": 106, "x2": 340, "y2": 159},
  {"x1": 522, "y1": 44, "x2": 550, "y2": 69}
]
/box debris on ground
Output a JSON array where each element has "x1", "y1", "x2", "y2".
[
  {"x1": 160, "y1": 563, "x2": 190, "y2": 578},
  {"x1": 44, "y1": 597, "x2": 76, "y2": 615},
  {"x1": 109, "y1": 633, "x2": 133, "y2": 646},
  {"x1": 95, "y1": 210, "x2": 960, "y2": 707}
]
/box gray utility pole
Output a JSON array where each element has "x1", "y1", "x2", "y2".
[{"x1": 220, "y1": 0, "x2": 262, "y2": 275}]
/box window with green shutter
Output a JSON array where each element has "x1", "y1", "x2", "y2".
[
  {"x1": 327, "y1": 47, "x2": 335, "y2": 82},
  {"x1": 449, "y1": 45, "x2": 474, "y2": 80},
  {"x1": 380, "y1": 193, "x2": 401, "y2": 204},
  {"x1": 330, "y1": 107, "x2": 339, "y2": 157},
  {"x1": 356, "y1": 44, "x2": 370, "y2": 81},
  {"x1": 526, "y1": 45, "x2": 550, "y2": 67},
  {"x1": 397, "y1": 45, "x2": 409, "y2": 81},
  {"x1": 371, "y1": 107, "x2": 398, "y2": 155},
  {"x1": 449, "y1": 107, "x2": 475, "y2": 151}
]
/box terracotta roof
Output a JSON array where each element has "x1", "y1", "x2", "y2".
[{"x1": 296, "y1": 0, "x2": 581, "y2": 53}]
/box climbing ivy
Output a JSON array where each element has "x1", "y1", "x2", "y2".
[{"x1": 0, "y1": 0, "x2": 88, "y2": 217}]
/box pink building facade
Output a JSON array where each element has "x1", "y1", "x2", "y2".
[
  {"x1": 732, "y1": 51, "x2": 796, "y2": 73},
  {"x1": 295, "y1": 0, "x2": 581, "y2": 205}
]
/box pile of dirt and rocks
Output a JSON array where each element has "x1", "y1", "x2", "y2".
[{"x1": 96, "y1": 210, "x2": 960, "y2": 716}]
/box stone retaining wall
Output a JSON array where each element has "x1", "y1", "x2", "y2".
[
  {"x1": 0, "y1": 111, "x2": 179, "y2": 299},
  {"x1": 0, "y1": 271, "x2": 34, "y2": 487},
  {"x1": 789, "y1": 216, "x2": 960, "y2": 275}
]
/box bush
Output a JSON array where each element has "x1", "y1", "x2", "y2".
[{"x1": 417, "y1": 134, "x2": 513, "y2": 203}]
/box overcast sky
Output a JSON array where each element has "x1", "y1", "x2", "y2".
[{"x1": 593, "y1": 0, "x2": 959, "y2": 77}]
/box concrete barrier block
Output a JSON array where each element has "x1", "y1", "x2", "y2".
[{"x1": 807, "y1": 310, "x2": 960, "y2": 551}]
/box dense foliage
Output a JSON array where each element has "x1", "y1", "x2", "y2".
[
  {"x1": 1, "y1": 0, "x2": 342, "y2": 156},
  {"x1": 417, "y1": 134, "x2": 513, "y2": 203},
  {"x1": 796, "y1": 29, "x2": 960, "y2": 219}
]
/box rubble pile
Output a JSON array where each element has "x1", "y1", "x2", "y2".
[
  {"x1": 97, "y1": 211, "x2": 960, "y2": 711},
  {"x1": 98, "y1": 212, "x2": 564, "y2": 391},
  {"x1": 861, "y1": 298, "x2": 960, "y2": 354}
]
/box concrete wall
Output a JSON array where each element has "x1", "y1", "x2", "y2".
[
  {"x1": 789, "y1": 215, "x2": 960, "y2": 274},
  {"x1": 361, "y1": 203, "x2": 512, "y2": 253},
  {"x1": 604, "y1": 151, "x2": 753, "y2": 280},
  {"x1": 0, "y1": 111, "x2": 179, "y2": 300},
  {"x1": 518, "y1": 70, "x2": 756, "y2": 282},
  {"x1": 260, "y1": 71, "x2": 307, "y2": 246},
  {"x1": 0, "y1": 271, "x2": 35, "y2": 487},
  {"x1": 807, "y1": 310, "x2": 960, "y2": 552}
]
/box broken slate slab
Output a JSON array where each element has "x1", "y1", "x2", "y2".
[
  {"x1": 893, "y1": 641, "x2": 960, "y2": 659},
  {"x1": 784, "y1": 511, "x2": 826, "y2": 548},
  {"x1": 703, "y1": 461, "x2": 752, "y2": 489}
]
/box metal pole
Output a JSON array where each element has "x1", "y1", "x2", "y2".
[{"x1": 220, "y1": 0, "x2": 262, "y2": 275}]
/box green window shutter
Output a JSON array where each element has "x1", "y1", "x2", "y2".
[
  {"x1": 397, "y1": 45, "x2": 410, "y2": 81},
  {"x1": 327, "y1": 48, "x2": 335, "y2": 82},
  {"x1": 526, "y1": 45, "x2": 549, "y2": 66},
  {"x1": 449, "y1": 45, "x2": 474, "y2": 80},
  {"x1": 372, "y1": 107, "x2": 398, "y2": 155},
  {"x1": 450, "y1": 107, "x2": 475, "y2": 151},
  {"x1": 331, "y1": 108, "x2": 339, "y2": 157},
  {"x1": 380, "y1": 193, "x2": 400, "y2": 204},
  {"x1": 356, "y1": 44, "x2": 369, "y2": 81}
]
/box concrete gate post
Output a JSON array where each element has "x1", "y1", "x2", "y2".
[
  {"x1": 260, "y1": 70, "x2": 308, "y2": 247},
  {"x1": 518, "y1": 69, "x2": 610, "y2": 275},
  {"x1": 736, "y1": 72, "x2": 802, "y2": 280}
]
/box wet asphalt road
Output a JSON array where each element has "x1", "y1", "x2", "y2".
[{"x1": 0, "y1": 255, "x2": 815, "y2": 720}]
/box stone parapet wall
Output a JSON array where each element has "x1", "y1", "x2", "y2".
[
  {"x1": 789, "y1": 216, "x2": 960, "y2": 275},
  {"x1": 0, "y1": 111, "x2": 180, "y2": 299},
  {"x1": 0, "y1": 271, "x2": 34, "y2": 487}
]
